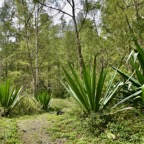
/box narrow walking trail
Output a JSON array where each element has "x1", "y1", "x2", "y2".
[{"x1": 17, "y1": 114, "x2": 52, "y2": 144}]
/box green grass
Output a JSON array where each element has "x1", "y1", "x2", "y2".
[
  {"x1": 47, "y1": 114, "x2": 144, "y2": 144},
  {"x1": 46, "y1": 112, "x2": 144, "y2": 144},
  {"x1": 0, "y1": 98, "x2": 143, "y2": 144},
  {"x1": 0, "y1": 118, "x2": 20, "y2": 144},
  {"x1": 48, "y1": 99, "x2": 144, "y2": 144}
]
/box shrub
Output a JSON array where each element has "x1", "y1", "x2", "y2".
[
  {"x1": 13, "y1": 95, "x2": 40, "y2": 116},
  {"x1": 62, "y1": 56, "x2": 121, "y2": 114},
  {"x1": 36, "y1": 90, "x2": 52, "y2": 110},
  {"x1": 112, "y1": 39, "x2": 144, "y2": 108},
  {"x1": 82, "y1": 112, "x2": 112, "y2": 136},
  {"x1": 0, "y1": 80, "x2": 22, "y2": 116},
  {"x1": 107, "y1": 114, "x2": 144, "y2": 143}
]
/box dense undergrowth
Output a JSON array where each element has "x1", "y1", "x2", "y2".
[{"x1": 0, "y1": 98, "x2": 143, "y2": 144}]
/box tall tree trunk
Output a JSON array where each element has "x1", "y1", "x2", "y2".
[
  {"x1": 47, "y1": 65, "x2": 51, "y2": 93},
  {"x1": 71, "y1": 0, "x2": 83, "y2": 75},
  {"x1": 35, "y1": 4, "x2": 39, "y2": 96},
  {"x1": 35, "y1": 0, "x2": 84, "y2": 74},
  {"x1": 25, "y1": 28, "x2": 35, "y2": 96}
]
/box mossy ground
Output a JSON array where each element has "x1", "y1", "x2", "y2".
[{"x1": 0, "y1": 98, "x2": 144, "y2": 144}]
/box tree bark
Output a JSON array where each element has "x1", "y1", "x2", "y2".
[
  {"x1": 25, "y1": 28, "x2": 35, "y2": 96},
  {"x1": 35, "y1": 4, "x2": 39, "y2": 96},
  {"x1": 71, "y1": 0, "x2": 83, "y2": 75}
]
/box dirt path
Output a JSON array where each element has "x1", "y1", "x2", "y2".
[{"x1": 17, "y1": 114, "x2": 51, "y2": 144}]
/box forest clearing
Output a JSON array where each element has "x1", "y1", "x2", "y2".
[
  {"x1": 0, "y1": 98, "x2": 144, "y2": 144},
  {"x1": 0, "y1": 0, "x2": 144, "y2": 143}
]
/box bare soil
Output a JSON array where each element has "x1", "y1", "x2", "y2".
[{"x1": 17, "y1": 114, "x2": 51, "y2": 144}]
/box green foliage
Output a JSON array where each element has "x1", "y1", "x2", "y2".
[
  {"x1": 112, "y1": 40, "x2": 144, "y2": 108},
  {"x1": 107, "y1": 112, "x2": 144, "y2": 143},
  {"x1": 62, "y1": 57, "x2": 120, "y2": 114},
  {"x1": 82, "y1": 112, "x2": 111, "y2": 136},
  {"x1": 0, "y1": 98, "x2": 143, "y2": 144},
  {"x1": 46, "y1": 113, "x2": 96, "y2": 143},
  {"x1": 0, "y1": 119, "x2": 20, "y2": 143},
  {"x1": 13, "y1": 95, "x2": 40, "y2": 116},
  {"x1": 50, "y1": 98, "x2": 73, "y2": 111},
  {"x1": 0, "y1": 80, "x2": 22, "y2": 116},
  {"x1": 46, "y1": 102, "x2": 144, "y2": 144},
  {"x1": 36, "y1": 91, "x2": 52, "y2": 110}
]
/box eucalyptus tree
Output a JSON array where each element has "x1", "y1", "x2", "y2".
[
  {"x1": 0, "y1": 0, "x2": 17, "y2": 81},
  {"x1": 79, "y1": 18, "x2": 97, "y2": 61},
  {"x1": 14, "y1": 0, "x2": 56, "y2": 96},
  {"x1": 38, "y1": 21, "x2": 66, "y2": 97},
  {"x1": 14, "y1": 0, "x2": 36, "y2": 95},
  {"x1": 34, "y1": 0, "x2": 92, "y2": 74}
]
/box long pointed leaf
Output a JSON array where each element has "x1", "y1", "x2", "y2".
[
  {"x1": 102, "y1": 82, "x2": 124, "y2": 108},
  {"x1": 130, "y1": 56, "x2": 144, "y2": 84},
  {"x1": 63, "y1": 68, "x2": 88, "y2": 111},
  {"x1": 95, "y1": 67, "x2": 107, "y2": 111},
  {"x1": 68, "y1": 63, "x2": 89, "y2": 106},
  {"x1": 142, "y1": 85, "x2": 144, "y2": 102},
  {"x1": 134, "y1": 39, "x2": 144, "y2": 70},
  {"x1": 112, "y1": 90, "x2": 142, "y2": 108},
  {"x1": 112, "y1": 66, "x2": 141, "y2": 87}
]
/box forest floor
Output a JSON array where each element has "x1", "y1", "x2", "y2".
[
  {"x1": 0, "y1": 98, "x2": 144, "y2": 144},
  {"x1": 17, "y1": 114, "x2": 51, "y2": 144}
]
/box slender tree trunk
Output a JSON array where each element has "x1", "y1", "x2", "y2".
[
  {"x1": 47, "y1": 65, "x2": 51, "y2": 93},
  {"x1": 57, "y1": 62, "x2": 61, "y2": 92},
  {"x1": 133, "y1": 0, "x2": 143, "y2": 45},
  {"x1": 92, "y1": 13, "x2": 99, "y2": 38},
  {"x1": 25, "y1": 28, "x2": 35, "y2": 96},
  {"x1": 71, "y1": 0, "x2": 83, "y2": 75},
  {"x1": 35, "y1": 4, "x2": 39, "y2": 96}
]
